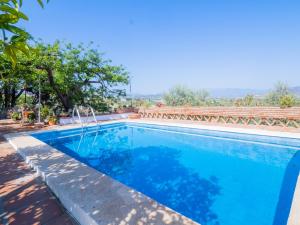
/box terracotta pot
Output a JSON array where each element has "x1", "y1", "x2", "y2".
[
  {"x1": 48, "y1": 120, "x2": 56, "y2": 126},
  {"x1": 128, "y1": 114, "x2": 141, "y2": 119},
  {"x1": 23, "y1": 111, "x2": 30, "y2": 119}
]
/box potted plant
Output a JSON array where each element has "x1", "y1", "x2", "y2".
[{"x1": 48, "y1": 115, "x2": 58, "y2": 126}]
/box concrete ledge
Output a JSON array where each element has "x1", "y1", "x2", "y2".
[
  {"x1": 128, "y1": 119, "x2": 300, "y2": 139},
  {"x1": 59, "y1": 113, "x2": 132, "y2": 125},
  {"x1": 4, "y1": 127, "x2": 197, "y2": 225}
]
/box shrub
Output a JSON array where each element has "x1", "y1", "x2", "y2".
[
  {"x1": 243, "y1": 94, "x2": 254, "y2": 106},
  {"x1": 279, "y1": 95, "x2": 296, "y2": 108},
  {"x1": 41, "y1": 105, "x2": 50, "y2": 120},
  {"x1": 27, "y1": 112, "x2": 36, "y2": 123},
  {"x1": 11, "y1": 112, "x2": 21, "y2": 121}
]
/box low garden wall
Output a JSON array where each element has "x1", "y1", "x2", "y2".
[
  {"x1": 59, "y1": 113, "x2": 132, "y2": 125},
  {"x1": 138, "y1": 107, "x2": 300, "y2": 128}
]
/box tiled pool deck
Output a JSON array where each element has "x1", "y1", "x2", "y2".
[
  {"x1": 0, "y1": 136, "x2": 78, "y2": 225},
  {"x1": 1, "y1": 119, "x2": 300, "y2": 225}
]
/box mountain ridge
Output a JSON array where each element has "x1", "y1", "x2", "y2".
[{"x1": 132, "y1": 86, "x2": 300, "y2": 99}]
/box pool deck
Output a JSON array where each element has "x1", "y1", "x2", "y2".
[
  {"x1": 1, "y1": 118, "x2": 300, "y2": 225},
  {"x1": 0, "y1": 122, "x2": 78, "y2": 225}
]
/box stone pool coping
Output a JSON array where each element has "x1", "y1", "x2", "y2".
[{"x1": 4, "y1": 119, "x2": 300, "y2": 225}]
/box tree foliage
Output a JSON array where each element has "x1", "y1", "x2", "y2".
[
  {"x1": 0, "y1": 0, "x2": 47, "y2": 66},
  {"x1": 0, "y1": 41, "x2": 129, "y2": 113},
  {"x1": 163, "y1": 85, "x2": 209, "y2": 106},
  {"x1": 279, "y1": 95, "x2": 296, "y2": 108},
  {"x1": 265, "y1": 81, "x2": 294, "y2": 106},
  {"x1": 160, "y1": 83, "x2": 299, "y2": 108}
]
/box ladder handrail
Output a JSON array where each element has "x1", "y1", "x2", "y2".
[
  {"x1": 72, "y1": 105, "x2": 99, "y2": 130},
  {"x1": 72, "y1": 105, "x2": 84, "y2": 129},
  {"x1": 89, "y1": 106, "x2": 98, "y2": 125}
]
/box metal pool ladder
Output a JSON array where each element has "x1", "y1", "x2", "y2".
[{"x1": 72, "y1": 105, "x2": 100, "y2": 130}]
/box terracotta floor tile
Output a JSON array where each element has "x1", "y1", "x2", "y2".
[
  {"x1": 0, "y1": 127, "x2": 78, "y2": 225},
  {"x1": 4, "y1": 183, "x2": 50, "y2": 211},
  {"x1": 6, "y1": 196, "x2": 63, "y2": 225}
]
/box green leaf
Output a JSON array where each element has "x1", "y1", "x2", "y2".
[
  {"x1": 10, "y1": 34, "x2": 26, "y2": 42},
  {"x1": 0, "y1": 5, "x2": 18, "y2": 16},
  {"x1": 0, "y1": 5, "x2": 28, "y2": 20},
  {"x1": 37, "y1": 0, "x2": 44, "y2": 8},
  {"x1": 13, "y1": 41, "x2": 30, "y2": 56},
  {"x1": 17, "y1": 11, "x2": 28, "y2": 20},
  {"x1": 1, "y1": 24, "x2": 28, "y2": 36},
  {"x1": 0, "y1": 14, "x2": 19, "y2": 24},
  {"x1": 4, "y1": 44, "x2": 17, "y2": 67},
  {"x1": 11, "y1": 0, "x2": 17, "y2": 6}
]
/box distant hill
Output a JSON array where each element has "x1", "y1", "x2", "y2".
[
  {"x1": 290, "y1": 86, "x2": 300, "y2": 96},
  {"x1": 132, "y1": 86, "x2": 300, "y2": 100},
  {"x1": 132, "y1": 93, "x2": 163, "y2": 100},
  {"x1": 208, "y1": 88, "x2": 268, "y2": 98}
]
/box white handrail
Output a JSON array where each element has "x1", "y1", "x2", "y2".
[
  {"x1": 89, "y1": 106, "x2": 99, "y2": 128},
  {"x1": 72, "y1": 105, "x2": 99, "y2": 130},
  {"x1": 72, "y1": 105, "x2": 84, "y2": 129}
]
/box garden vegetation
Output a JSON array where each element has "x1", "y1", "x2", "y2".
[
  {"x1": 163, "y1": 82, "x2": 299, "y2": 108},
  {"x1": 0, "y1": 41, "x2": 129, "y2": 115}
]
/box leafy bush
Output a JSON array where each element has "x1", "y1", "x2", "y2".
[
  {"x1": 243, "y1": 95, "x2": 254, "y2": 106},
  {"x1": 11, "y1": 112, "x2": 21, "y2": 121},
  {"x1": 48, "y1": 115, "x2": 58, "y2": 125},
  {"x1": 41, "y1": 105, "x2": 50, "y2": 120},
  {"x1": 16, "y1": 95, "x2": 34, "y2": 108},
  {"x1": 27, "y1": 112, "x2": 36, "y2": 123},
  {"x1": 279, "y1": 95, "x2": 296, "y2": 108}
]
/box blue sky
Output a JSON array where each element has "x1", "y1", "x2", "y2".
[{"x1": 22, "y1": 0, "x2": 300, "y2": 94}]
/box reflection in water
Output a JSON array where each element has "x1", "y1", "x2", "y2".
[{"x1": 97, "y1": 146, "x2": 221, "y2": 225}]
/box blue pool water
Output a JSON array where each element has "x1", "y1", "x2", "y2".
[{"x1": 32, "y1": 123, "x2": 300, "y2": 225}]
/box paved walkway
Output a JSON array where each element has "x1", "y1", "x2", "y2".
[{"x1": 0, "y1": 120, "x2": 77, "y2": 225}]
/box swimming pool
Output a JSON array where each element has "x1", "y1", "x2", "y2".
[{"x1": 32, "y1": 122, "x2": 300, "y2": 225}]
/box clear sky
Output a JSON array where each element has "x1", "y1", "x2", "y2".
[{"x1": 22, "y1": 0, "x2": 300, "y2": 94}]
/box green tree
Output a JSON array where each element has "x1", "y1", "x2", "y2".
[
  {"x1": 0, "y1": 41, "x2": 129, "y2": 112},
  {"x1": 265, "y1": 82, "x2": 291, "y2": 106},
  {"x1": 163, "y1": 85, "x2": 209, "y2": 106},
  {"x1": 243, "y1": 94, "x2": 254, "y2": 106},
  {"x1": 0, "y1": 0, "x2": 48, "y2": 66},
  {"x1": 279, "y1": 95, "x2": 296, "y2": 108},
  {"x1": 0, "y1": 51, "x2": 38, "y2": 108}
]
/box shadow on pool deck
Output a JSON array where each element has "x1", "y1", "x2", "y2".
[
  {"x1": 0, "y1": 123, "x2": 78, "y2": 225},
  {"x1": 272, "y1": 150, "x2": 300, "y2": 225}
]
